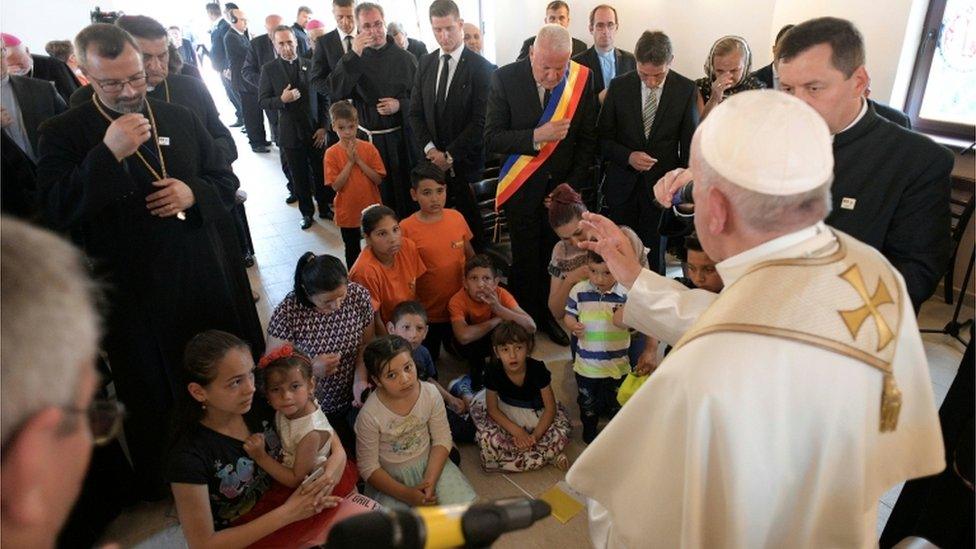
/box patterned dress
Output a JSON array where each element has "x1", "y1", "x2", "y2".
[
  {"x1": 694, "y1": 74, "x2": 766, "y2": 104},
  {"x1": 267, "y1": 284, "x2": 374, "y2": 414}
]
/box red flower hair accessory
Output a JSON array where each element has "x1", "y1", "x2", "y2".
[{"x1": 258, "y1": 345, "x2": 297, "y2": 369}]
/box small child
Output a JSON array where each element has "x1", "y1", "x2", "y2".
[
  {"x1": 355, "y1": 336, "x2": 477, "y2": 509},
  {"x1": 565, "y1": 250, "x2": 655, "y2": 443},
  {"x1": 400, "y1": 162, "x2": 475, "y2": 362},
  {"x1": 325, "y1": 101, "x2": 387, "y2": 269},
  {"x1": 243, "y1": 345, "x2": 349, "y2": 489},
  {"x1": 388, "y1": 301, "x2": 475, "y2": 444},
  {"x1": 448, "y1": 254, "x2": 536, "y2": 390},
  {"x1": 677, "y1": 233, "x2": 724, "y2": 293},
  {"x1": 349, "y1": 204, "x2": 428, "y2": 336},
  {"x1": 469, "y1": 321, "x2": 571, "y2": 472}
]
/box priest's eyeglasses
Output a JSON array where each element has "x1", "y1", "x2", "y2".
[
  {"x1": 63, "y1": 399, "x2": 126, "y2": 446},
  {"x1": 92, "y1": 73, "x2": 148, "y2": 93}
]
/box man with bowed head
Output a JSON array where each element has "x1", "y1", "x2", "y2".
[
  {"x1": 566, "y1": 91, "x2": 943, "y2": 547},
  {"x1": 36, "y1": 23, "x2": 264, "y2": 499},
  {"x1": 484, "y1": 24, "x2": 597, "y2": 346},
  {"x1": 1, "y1": 217, "x2": 119, "y2": 547}
]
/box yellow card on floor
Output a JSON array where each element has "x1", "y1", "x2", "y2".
[{"x1": 539, "y1": 481, "x2": 585, "y2": 523}]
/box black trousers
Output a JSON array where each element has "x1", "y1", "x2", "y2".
[
  {"x1": 458, "y1": 333, "x2": 492, "y2": 390},
  {"x1": 221, "y1": 75, "x2": 241, "y2": 119},
  {"x1": 340, "y1": 227, "x2": 362, "y2": 269},
  {"x1": 422, "y1": 321, "x2": 453, "y2": 363},
  {"x1": 239, "y1": 90, "x2": 266, "y2": 146},
  {"x1": 367, "y1": 130, "x2": 415, "y2": 219},
  {"x1": 606, "y1": 183, "x2": 666, "y2": 274},
  {"x1": 503, "y1": 200, "x2": 557, "y2": 325},
  {"x1": 448, "y1": 169, "x2": 487, "y2": 252},
  {"x1": 282, "y1": 143, "x2": 328, "y2": 218}
]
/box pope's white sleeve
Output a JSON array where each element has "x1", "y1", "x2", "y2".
[
  {"x1": 586, "y1": 498, "x2": 617, "y2": 549},
  {"x1": 623, "y1": 269, "x2": 718, "y2": 346}
]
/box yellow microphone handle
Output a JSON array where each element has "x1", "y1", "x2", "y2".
[{"x1": 418, "y1": 504, "x2": 468, "y2": 549}]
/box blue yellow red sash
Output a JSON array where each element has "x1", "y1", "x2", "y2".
[{"x1": 495, "y1": 61, "x2": 590, "y2": 209}]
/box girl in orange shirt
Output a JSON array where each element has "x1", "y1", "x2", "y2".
[{"x1": 349, "y1": 205, "x2": 428, "y2": 337}]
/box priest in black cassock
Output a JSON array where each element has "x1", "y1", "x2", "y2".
[
  {"x1": 326, "y1": 2, "x2": 418, "y2": 217},
  {"x1": 35, "y1": 24, "x2": 264, "y2": 499}
]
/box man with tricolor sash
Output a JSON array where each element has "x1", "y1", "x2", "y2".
[
  {"x1": 484, "y1": 24, "x2": 597, "y2": 345},
  {"x1": 565, "y1": 91, "x2": 944, "y2": 547}
]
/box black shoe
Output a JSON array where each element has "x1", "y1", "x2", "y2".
[
  {"x1": 229, "y1": 119, "x2": 244, "y2": 127},
  {"x1": 251, "y1": 145, "x2": 270, "y2": 153},
  {"x1": 243, "y1": 253, "x2": 255, "y2": 268},
  {"x1": 300, "y1": 216, "x2": 314, "y2": 230},
  {"x1": 259, "y1": 140, "x2": 273, "y2": 147},
  {"x1": 285, "y1": 194, "x2": 298, "y2": 204},
  {"x1": 582, "y1": 417, "x2": 598, "y2": 444},
  {"x1": 541, "y1": 317, "x2": 570, "y2": 346},
  {"x1": 318, "y1": 207, "x2": 334, "y2": 220}
]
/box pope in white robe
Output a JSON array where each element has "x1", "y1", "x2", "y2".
[{"x1": 565, "y1": 90, "x2": 945, "y2": 549}]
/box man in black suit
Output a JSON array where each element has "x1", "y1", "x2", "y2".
[
  {"x1": 750, "y1": 24, "x2": 794, "y2": 90},
  {"x1": 207, "y1": 2, "x2": 242, "y2": 126},
  {"x1": 260, "y1": 26, "x2": 330, "y2": 230},
  {"x1": 310, "y1": 0, "x2": 356, "y2": 144},
  {"x1": 225, "y1": 8, "x2": 271, "y2": 152},
  {"x1": 1, "y1": 44, "x2": 67, "y2": 219},
  {"x1": 600, "y1": 31, "x2": 697, "y2": 274},
  {"x1": 389, "y1": 22, "x2": 429, "y2": 62},
  {"x1": 2, "y1": 33, "x2": 78, "y2": 103},
  {"x1": 409, "y1": 0, "x2": 492, "y2": 253},
  {"x1": 293, "y1": 6, "x2": 313, "y2": 57},
  {"x1": 485, "y1": 24, "x2": 598, "y2": 345},
  {"x1": 516, "y1": 1, "x2": 587, "y2": 61},
  {"x1": 572, "y1": 4, "x2": 635, "y2": 103},
  {"x1": 776, "y1": 18, "x2": 951, "y2": 312}
]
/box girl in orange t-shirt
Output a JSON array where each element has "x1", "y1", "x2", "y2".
[{"x1": 349, "y1": 205, "x2": 428, "y2": 337}]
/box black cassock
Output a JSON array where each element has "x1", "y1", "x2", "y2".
[
  {"x1": 326, "y1": 37, "x2": 417, "y2": 217},
  {"x1": 36, "y1": 98, "x2": 264, "y2": 496}
]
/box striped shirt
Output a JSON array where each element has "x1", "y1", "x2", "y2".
[{"x1": 566, "y1": 280, "x2": 631, "y2": 379}]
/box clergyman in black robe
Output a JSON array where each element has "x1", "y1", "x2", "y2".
[
  {"x1": 35, "y1": 25, "x2": 264, "y2": 498},
  {"x1": 326, "y1": 8, "x2": 417, "y2": 218}
]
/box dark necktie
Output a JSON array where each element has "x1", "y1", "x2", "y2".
[
  {"x1": 436, "y1": 54, "x2": 451, "y2": 112},
  {"x1": 344, "y1": 35, "x2": 352, "y2": 53},
  {"x1": 543, "y1": 88, "x2": 551, "y2": 109}
]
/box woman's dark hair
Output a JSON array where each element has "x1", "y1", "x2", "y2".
[
  {"x1": 170, "y1": 330, "x2": 251, "y2": 446},
  {"x1": 548, "y1": 183, "x2": 586, "y2": 229},
  {"x1": 294, "y1": 252, "x2": 348, "y2": 308},
  {"x1": 361, "y1": 204, "x2": 397, "y2": 237},
  {"x1": 363, "y1": 335, "x2": 412, "y2": 381},
  {"x1": 491, "y1": 321, "x2": 535, "y2": 354}
]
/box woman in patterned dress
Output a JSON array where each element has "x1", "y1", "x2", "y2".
[
  {"x1": 695, "y1": 35, "x2": 766, "y2": 120},
  {"x1": 267, "y1": 253, "x2": 376, "y2": 457}
]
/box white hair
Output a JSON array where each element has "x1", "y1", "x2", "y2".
[
  {"x1": 695, "y1": 140, "x2": 833, "y2": 234},
  {"x1": 534, "y1": 24, "x2": 571, "y2": 54},
  {"x1": 1, "y1": 217, "x2": 101, "y2": 446}
]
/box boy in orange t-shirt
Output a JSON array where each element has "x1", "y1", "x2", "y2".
[
  {"x1": 401, "y1": 162, "x2": 475, "y2": 362},
  {"x1": 448, "y1": 254, "x2": 535, "y2": 389},
  {"x1": 349, "y1": 205, "x2": 427, "y2": 337},
  {"x1": 325, "y1": 101, "x2": 386, "y2": 269}
]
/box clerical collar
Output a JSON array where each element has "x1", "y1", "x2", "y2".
[
  {"x1": 716, "y1": 222, "x2": 836, "y2": 288},
  {"x1": 230, "y1": 26, "x2": 246, "y2": 36},
  {"x1": 836, "y1": 98, "x2": 868, "y2": 136}
]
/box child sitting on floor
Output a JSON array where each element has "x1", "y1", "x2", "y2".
[
  {"x1": 354, "y1": 336, "x2": 477, "y2": 509},
  {"x1": 468, "y1": 321, "x2": 571, "y2": 472}
]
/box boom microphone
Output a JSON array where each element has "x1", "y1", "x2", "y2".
[{"x1": 324, "y1": 497, "x2": 552, "y2": 549}]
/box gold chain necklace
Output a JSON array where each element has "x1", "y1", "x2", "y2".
[{"x1": 92, "y1": 94, "x2": 185, "y2": 220}]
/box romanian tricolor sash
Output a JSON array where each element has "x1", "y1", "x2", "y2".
[{"x1": 495, "y1": 61, "x2": 590, "y2": 208}]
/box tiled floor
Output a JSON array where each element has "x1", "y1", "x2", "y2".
[{"x1": 98, "y1": 102, "x2": 971, "y2": 548}]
